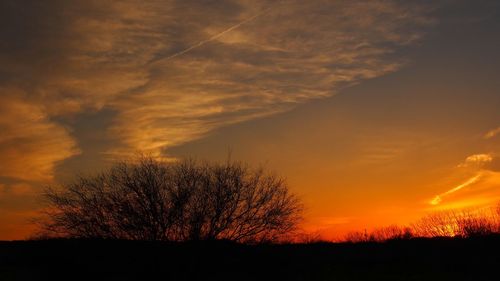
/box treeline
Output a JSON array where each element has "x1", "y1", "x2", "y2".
[{"x1": 344, "y1": 205, "x2": 500, "y2": 243}]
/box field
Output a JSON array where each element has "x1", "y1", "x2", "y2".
[{"x1": 2, "y1": 237, "x2": 500, "y2": 281}]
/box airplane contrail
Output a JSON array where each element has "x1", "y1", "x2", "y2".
[
  {"x1": 155, "y1": 5, "x2": 275, "y2": 63},
  {"x1": 430, "y1": 173, "x2": 482, "y2": 205}
]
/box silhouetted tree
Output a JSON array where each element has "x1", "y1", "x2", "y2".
[
  {"x1": 41, "y1": 156, "x2": 302, "y2": 243},
  {"x1": 411, "y1": 210, "x2": 498, "y2": 238},
  {"x1": 411, "y1": 211, "x2": 459, "y2": 237}
]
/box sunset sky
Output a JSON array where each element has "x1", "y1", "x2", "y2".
[{"x1": 1, "y1": 0, "x2": 499, "y2": 240}]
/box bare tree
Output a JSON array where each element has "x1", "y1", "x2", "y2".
[
  {"x1": 411, "y1": 209, "x2": 498, "y2": 238},
  {"x1": 411, "y1": 211, "x2": 460, "y2": 237},
  {"x1": 40, "y1": 156, "x2": 302, "y2": 243}
]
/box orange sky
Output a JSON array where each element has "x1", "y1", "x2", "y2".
[{"x1": 1, "y1": 0, "x2": 499, "y2": 240}]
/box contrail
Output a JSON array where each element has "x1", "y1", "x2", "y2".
[
  {"x1": 430, "y1": 174, "x2": 482, "y2": 205},
  {"x1": 157, "y1": 6, "x2": 275, "y2": 63}
]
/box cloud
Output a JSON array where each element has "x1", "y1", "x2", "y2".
[
  {"x1": 458, "y1": 153, "x2": 493, "y2": 168},
  {"x1": 430, "y1": 153, "x2": 500, "y2": 206},
  {"x1": 106, "y1": 0, "x2": 434, "y2": 156},
  {"x1": 457, "y1": 153, "x2": 500, "y2": 172},
  {"x1": 0, "y1": 0, "x2": 434, "y2": 175},
  {"x1": 484, "y1": 126, "x2": 500, "y2": 139},
  {"x1": 0, "y1": 0, "x2": 162, "y2": 180},
  {"x1": 0, "y1": 92, "x2": 79, "y2": 182}
]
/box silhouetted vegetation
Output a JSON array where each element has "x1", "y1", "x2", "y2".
[
  {"x1": 39, "y1": 156, "x2": 302, "y2": 243},
  {"x1": 344, "y1": 225, "x2": 413, "y2": 243},
  {"x1": 344, "y1": 205, "x2": 500, "y2": 243},
  {"x1": 3, "y1": 237, "x2": 500, "y2": 281},
  {"x1": 19, "y1": 158, "x2": 500, "y2": 280},
  {"x1": 412, "y1": 209, "x2": 499, "y2": 238}
]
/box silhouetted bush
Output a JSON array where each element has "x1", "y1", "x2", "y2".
[
  {"x1": 371, "y1": 225, "x2": 413, "y2": 241},
  {"x1": 412, "y1": 211, "x2": 459, "y2": 237},
  {"x1": 455, "y1": 210, "x2": 496, "y2": 237},
  {"x1": 343, "y1": 206, "x2": 500, "y2": 243},
  {"x1": 294, "y1": 232, "x2": 327, "y2": 244},
  {"x1": 412, "y1": 209, "x2": 499, "y2": 238},
  {"x1": 344, "y1": 225, "x2": 413, "y2": 243},
  {"x1": 344, "y1": 230, "x2": 375, "y2": 243},
  {"x1": 40, "y1": 156, "x2": 302, "y2": 243}
]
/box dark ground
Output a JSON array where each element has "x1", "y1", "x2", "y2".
[{"x1": 1, "y1": 237, "x2": 500, "y2": 281}]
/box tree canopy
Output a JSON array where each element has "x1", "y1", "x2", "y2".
[{"x1": 41, "y1": 156, "x2": 302, "y2": 243}]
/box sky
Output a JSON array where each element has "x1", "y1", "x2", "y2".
[{"x1": 0, "y1": 0, "x2": 499, "y2": 240}]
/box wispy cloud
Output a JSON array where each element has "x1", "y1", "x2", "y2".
[
  {"x1": 458, "y1": 153, "x2": 493, "y2": 168},
  {"x1": 155, "y1": 3, "x2": 277, "y2": 62},
  {"x1": 106, "y1": 0, "x2": 433, "y2": 157},
  {"x1": 484, "y1": 126, "x2": 500, "y2": 139},
  {"x1": 0, "y1": 0, "x2": 434, "y2": 183},
  {"x1": 0, "y1": 93, "x2": 79, "y2": 182}
]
